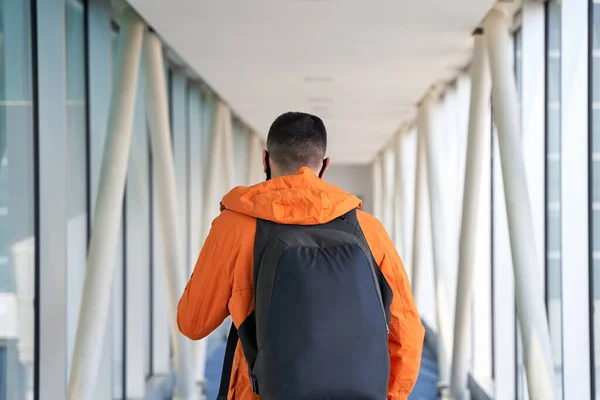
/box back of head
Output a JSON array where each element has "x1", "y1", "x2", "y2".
[{"x1": 267, "y1": 112, "x2": 327, "y2": 175}]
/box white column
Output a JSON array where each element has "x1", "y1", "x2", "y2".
[
  {"x1": 393, "y1": 132, "x2": 406, "y2": 255},
  {"x1": 372, "y1": 156, "x2": 383, "y2": 220},
  {"x1": 171, "y1": 71, "x2": 191, "y2": 269},
  {"x1": 125, "y1": 102, "x2": 152, "y2": 398},
  {"x1": 193, "y1": 99, "x2": 225, "y2": 388},
  {"x1": 144, "y1": 31, "x2": 196, "y2": 399},
  {"x1": 421, "y1": 94, "x2": 453, "y2": 389},
  {"x1": 188, "y1": 87, "x2": 204, "y2": 275},
  {"x1": 67, "y1": 8, "x2": 144, "y2": 400},
  {"x1": 519, "y1": 3, "x2": 547, "y2": 397},
  {"x1": 85, "y1": 1, "x2": 115, "y2": 397},
  {"x1": 203, "y1": 100, "x2": 225, "y2": 239},
  {"x1": 221, "y1": 104, "x2": 235, "y2": 191},
  {"x1": 248, "y1": 132, "x2": 263, "y2": 186},
  {"x1": 521, "y1": 0, "x2": 546, "y2": 282},
  {"x1": 381, "y1": 148, "x2": 394, "y2": 233},
  {"x1": 411, "y1": 120, "x2": 426, "y2": 301},
  {"x1": 492, "y1": 124, "x2": 517, "y2": 399},
  {"x1": 449, "y1": 32, "x2": 491, "y2": 400},
  {"x1": 561, "y1": 0, "x2": 590, "y2": 398},
  {"x1": 485, "y1": 9, "x2": 555, "y2": 400}
]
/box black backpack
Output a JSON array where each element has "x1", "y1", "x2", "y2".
[{"x1": 217, "y1": 209, "x2": 393, "y2": 400}]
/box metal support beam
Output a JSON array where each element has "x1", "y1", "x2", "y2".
[
  {"x1": 420, "y1": 94, "x2": 453, "y2": 390},
  {"x1": 485, "y1": 9, "x2": 555, "y2": 400},
  {"x1": 450, "y1": 32, "x2": 492, "y2": 400},
  {"x1": 67, "y1": 8, "x2": 144, "y2": 399},
  {"x1": 144, "y1": 30, "x2": 195, "y2": 399}
]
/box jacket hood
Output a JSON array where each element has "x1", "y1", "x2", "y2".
[{"x1": 221, "y1": 167, "x2": 362, "y2": 225}]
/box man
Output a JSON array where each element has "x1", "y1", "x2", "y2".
[{"x1": 178, "y1": 112, "x2": 424, "y2": 399}]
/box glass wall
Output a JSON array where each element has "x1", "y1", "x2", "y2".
[
  {"x1": 514, "y1": 27, "x2": 528, "y2": 400},
  {"x1": 592, "y1": 0, "x2": 600, "y2": 396},
  {"x1": 65, "y1": 0, "x2": 88, "y2": 381},
  {"x1": 0, "y1": 0, "x2": 36, "y2": 399},
  {"x1": 0, "y1": 0, "x2": 262, "y2": 397},
  {"x1": 545, "y1": 1, "x2": 563, "y2": 398},
  {"x1": 110, "y1": 26, "x2": 126, "y2": 400}
]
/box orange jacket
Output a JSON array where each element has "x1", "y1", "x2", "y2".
[{"x1": 177, "y1": 167, "x2": 424, "y2": 399}]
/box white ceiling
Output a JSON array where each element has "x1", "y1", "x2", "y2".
[{"x1": 128, "y1": 0, "x2": 496, "y2": 164}]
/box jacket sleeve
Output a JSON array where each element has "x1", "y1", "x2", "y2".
[
  {"x1": 358, "y1": 212, "x2": 424, "y2": 399},
  {"x1": 177, "y1": 215, "x2": 232, "y2": 340},
  {"x1": 381, "y1": 239, "x2": 425, "y2": 399}
]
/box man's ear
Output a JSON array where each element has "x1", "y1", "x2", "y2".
[{"x1": 319, "y1": 158, "x2": 332, "y2": 178}]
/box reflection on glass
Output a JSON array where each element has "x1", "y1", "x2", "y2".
[
  {"x1": 592, "y1": 3, "x2": 600, "y2": 398},
  {"x1": 0, "y1": 0, "x2": 36, "y2": 399}
]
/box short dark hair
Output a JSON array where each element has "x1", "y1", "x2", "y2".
[{"x1": 266, "y1": 112, "x2": 327, "y2": 173}]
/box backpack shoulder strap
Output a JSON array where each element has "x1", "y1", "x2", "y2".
[
  {"x1": 217, "y1": 323, "x2": 239, "y2": 400},
  {"x1": 217, "y1": 218, "x2": 279, "y2": 398}
]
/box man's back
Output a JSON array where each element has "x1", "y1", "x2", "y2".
[{"x1": 177, "y1": 167, "x2": 424, "y2": 399}]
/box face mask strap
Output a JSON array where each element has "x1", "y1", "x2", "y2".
[
  {"x1": 265, "y1": 151, "x2": 271, "y2": 181},
  {"x1": 318, "y1": 159, "x2": 327, "y2": 179}
]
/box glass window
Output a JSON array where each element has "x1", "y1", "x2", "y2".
[
  {"x1": 0, "y1": 0, "x2": 36, "y2": 399},
  {"x1": 65, "y1": 0, "x2": 88, "y2": 381},
  {"x1": 513, "y1": 28, "x2": 528, "y2": 400},
  {"x1": 545, "y1": 1, "x2": 563, "y2": 398},
  {"x1": 591, "y1": 1, "x2": 600, "y2": 396},
  {"x1": 110, "y1": 26, "x2": 126, "y2": 400},
  {"x1": 515, "y1": 29, "x2": 523, "y2": 98}
]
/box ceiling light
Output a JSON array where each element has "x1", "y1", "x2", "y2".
[
  {"x1": 304, "y1": 76, "x2": 334, "y2": 83},
  {"x1": 311, "y1": 105, "x2": 330, "y2": 113},
  {"x1": 308, "y1": 97, "x2": 334, "y2": 104}
]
